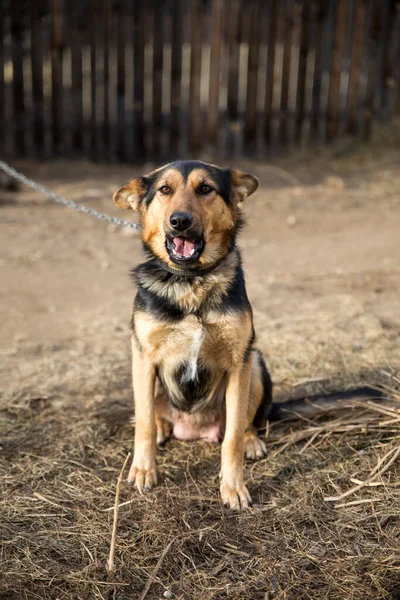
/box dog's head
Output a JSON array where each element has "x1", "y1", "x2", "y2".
[{"x1": 113, "y1": 160, "x2": 258, "y2": 270}]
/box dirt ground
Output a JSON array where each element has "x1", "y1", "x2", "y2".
[{"x1": 1, "y1": 140, "x2": 400, "y2": 599}]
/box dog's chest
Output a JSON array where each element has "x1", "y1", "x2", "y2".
[
  {"x1": 162, "y1": 315, "x2": 208, "y2": 375},
  {"x1": 178, "y1": 323, "x2": 205, "y2": 382},
  {"x1": 136, "y1": 312, "x2": 227, "y2": 410}
]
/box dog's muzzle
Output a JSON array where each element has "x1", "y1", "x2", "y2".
[{"x1": 166, "y1": 233, "x2": 204, "y2": 264}]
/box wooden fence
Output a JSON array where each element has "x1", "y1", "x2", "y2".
[{"x1": 1, "y1": 0, "x2": 400, "y2": 163}]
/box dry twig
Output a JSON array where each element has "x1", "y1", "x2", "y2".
[
  {"x1": 107, "y1": 452, "x2": 131, "y2": 574},
  {"x1": 139, "y1": 539, "x2": 174, "y2": 600},
  {"x1": 325, "y1": 446, "x2": 400, "y2": 503}
]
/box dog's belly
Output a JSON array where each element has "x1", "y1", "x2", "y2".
[{"x1": 172, "y1": 411, "x2": 225, "y2": 443}]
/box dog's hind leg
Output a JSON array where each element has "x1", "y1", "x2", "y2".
[
  {"x1": 244, "y1": 350, "x2": 273, "y2": 460},
  {"x1": 154, "y1": 387, "x2": 173, "y2": 446}
]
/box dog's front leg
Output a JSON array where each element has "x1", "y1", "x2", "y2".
[
  {"x1": 220, "y1": 360, "x2": 252, "y2": 510},
  {"x1": 127, "y1": 337, "x2": 157, "y2": 491}
]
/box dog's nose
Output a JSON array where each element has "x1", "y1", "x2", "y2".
[{"x1": 169, "y1": 211, "x2": 193, "y2": 232}]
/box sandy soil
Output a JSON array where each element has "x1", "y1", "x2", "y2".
[
  {"x1": 1, "y1": 149, "x2": 399, "y2": 390},
  {"x1": 1, "y1": 146, "x2": 400, "y2": 599}
]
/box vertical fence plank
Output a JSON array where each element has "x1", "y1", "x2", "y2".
[
  {"x1": 152, "y1": 0, "x2": 164, "y2": 156},
  {"x1": 309, "y1": 0, "x2": 325, "y2": 141},
  {"x1": 170, "y1": 0, "x2": 183, "y2": 156},
  {"x1": 383, "y1": 3, "x2": 400, "y2": 120},
  {"x1": 169, "y1": 0, "x2": 182, "y2": 155},
  {"x1": 379, "y1": 0, "x2": 398, "y2": 121},
  {"x1": 0, "y1": 2, "x2": 4, "y2": 150},
  {"x1": 207, "y1": 0, "x2": 223, "y2": 142},
  {"x1": 71, "y1": 6, "x2": 83, "y2": 153},
  {"x1": 363, "y1": 0, "x2": 380, "y2": 139},
  {"x1": 188, "y1": 0, "x2": 202, "y2": 152},
  {"x1": 51, "y1": 0, "x2": 63, "y2": 155},
  {"x1": 31, "y1": 0, "x2": 45, "y2": 155},
  {"x1": 133, "y1": 0, "x2": 145, "y2": 161},
  {"x1": 326, "y1": 0, "x2": 347, "y2": 141},
  {"x1": 279, "y1": 0, "x2": 295, "y2": 146},
  {"x1": 264, "y1": 0, "x2": 278, "y2": 146},
  {"x1": 90, "y1": 0, "x2": 98, "y2": 159},
  {"x1": 103, "y1": 0, "x2": 111, "y2": 158},
  {"x1": 227, "y1": 0, "x2": 241, "y2": 122},
  {"x1": 11, "y1": 2, "x2": 25, "y2": 155},
  {"x1": 116, "y1": 0, "x2": 126, "y2": 161},
  {"x1": 295, "y1": 0, "x2": 310, "y2": 144},
  {"x1": 346, "y1": 0, "x2": 367, "y2": 135},
  {"x1": 244, "y1": 0, "x2": 261, "y2": 145}
]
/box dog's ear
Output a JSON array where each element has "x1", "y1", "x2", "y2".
[
  {"x1": 113, "y1": 178, "x2": 147, "y2": 211},
  {"x1": 230, "y1": 170, "x2": 259, "y2": 203}
]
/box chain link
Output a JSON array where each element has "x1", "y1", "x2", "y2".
[{"x1": 0, "y1": 160, "x2": 141, "y2": 231}]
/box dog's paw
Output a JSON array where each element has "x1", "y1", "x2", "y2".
[
  {"x1": 220, "y1": 480, "x2": 252, "y2": 510},
  {"x1": 127, "y1": 459, "x2": 157, "y2": 491},
  {"x1": 244, "y1": 433, "x2": 267, "y2": 460}
]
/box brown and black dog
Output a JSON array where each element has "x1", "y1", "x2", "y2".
[
  {"x1": 114, "y1": 159, "x2": 384, "y2": 509},
  {"x1": 113, "y1": 160, "x2": 271, "y2": 509}
]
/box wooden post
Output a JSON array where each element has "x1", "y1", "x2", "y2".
[
  {"x1": 244, "y1": 0, "x2": 261, "y2": 145},
  {"x1": 30, "y1": 0, "x2": 44, "y2": 155},
  {"x1": 264, "y1": 0, "x2": 278, "y2": 145},
  {"x1": 170, "y1": 0, "x2": 183, "y2": 156},
  {"x1": 188, "y1": 0, "x2": 202, "y2": 152},
  {"x1": 227, "y1": 0, "x2": 241, "y2": 122},
  {"x1": 152, "y1": 0, "x2": 164, "y2": 157},
  {"x1": 326, "y1": 0, "x2": 347, "y2": 142},
  {"x1": 51, "y1": 0, "x2": 63, "y2": 155},
  {"x1": 379, "y1": 0, "x2": 400, "y2": 123},
  {"x1": 294, "y1": 0, "x2": 310, "y2": 144},
  {"x1": 133, "y1": 0, "x2": 145, "y2": 161},
  {"x1": 11, "y1": 2, "x2": 25, "y2": 155},
  {"x1": 310, "y1": 0, "x2": 325, "y2": 141},
  {"x1": 346, "y1": 0, "x2": 367, "y2": 135},
  {"x1": 383, "y1": 2, "x2": 400, "y2": 121},
  {"x1": 363, "y1": 0, "x2": 379, "y2": 140},
  {"x1": 279, "y1": 0, "x2": 295, "y2": 146},
  {"x1": 71, "y1": 6, "x2": 83, "y2": 153},
  {"x1": 103, "y1": 0, "x2": 111, "y2": 158},
  {"x1": 90, "y1": 0, "x2": 98, "y2": 160},
  {"x1": 116, "y1": 0, "x2": 126, "y2": 161},
  {"x1": 207, "y1": 0, "x2": 223, "y2": 142}
]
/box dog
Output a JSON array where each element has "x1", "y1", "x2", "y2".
[
  {"x1": 113, "y1": 160, "x2": 272, "y2": 509},
  {"x1": 114, "y1": 160, "x2": 385, "y2": 509}
]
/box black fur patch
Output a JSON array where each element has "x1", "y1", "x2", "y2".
[
  {"x1": 131, "y1": 264, "x2": 185, "y2": 323},
  {"x1": 252, "y1": 351, "x2": 273, "y2": 430},
  {"x1": 134, "y1": 287, "x2": 184, "y2": 323},
  {"x1": 213, "y1": 260, "x2": 251, "y2": 314},
  {"x1": 142, "y1": 160, "x2": 233, "y2": 206},
  {"x1": 243, "y1": 326, "x2": 256, "y2": 362},
  {"x1": 141, "y1": 174, "x2": 161, "y2": 207},
  {"x1": 164, "y1": 363, "x2": 212, "y2": 412}
]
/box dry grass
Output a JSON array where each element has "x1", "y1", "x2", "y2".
[{"x1": 2, "y1": 351, "x2": 400, "y2": 599}]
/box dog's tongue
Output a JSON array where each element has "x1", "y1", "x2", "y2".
[{"x1": 174, "y1": 237, "x2": 195, "y2": 257}]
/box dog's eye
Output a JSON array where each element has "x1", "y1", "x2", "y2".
[
  {"x1": 198, "y1": 184, "x2": 213, "y2": 195},
  {"x1": 159, "y1": 185, "x2": 172, "y2": 195}
]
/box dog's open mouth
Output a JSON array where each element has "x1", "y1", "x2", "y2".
[{"x1": 166, "y1": 236, "x2": 204, "y2": 264}]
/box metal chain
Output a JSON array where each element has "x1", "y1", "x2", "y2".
[{"x1": 0, "y1": 160, "x2": 140, "y2": 230}]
